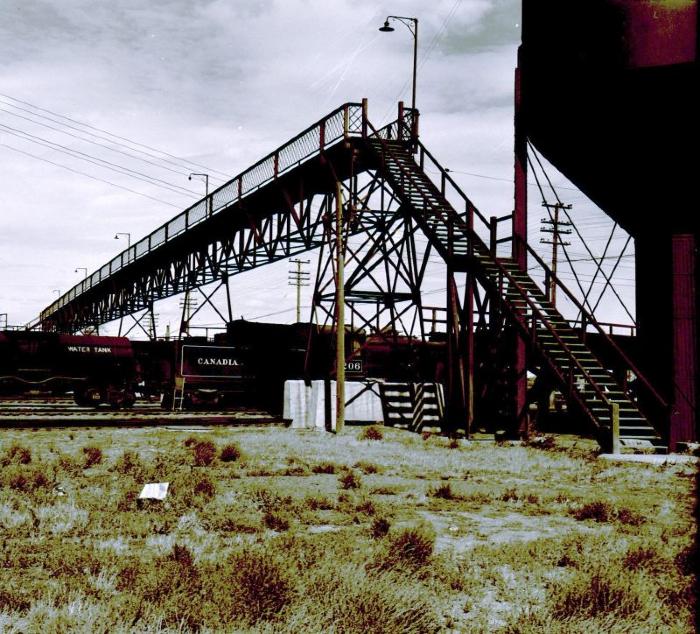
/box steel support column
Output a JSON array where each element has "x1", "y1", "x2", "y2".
[
  {"x1": 512, "y1": 50, "x2": 529, "y2": 436},
  {"x1": 670, "y1": 233, "x2": 698, "y2": 448}
]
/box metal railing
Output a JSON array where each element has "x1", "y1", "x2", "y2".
[{"x1": 41, "y1": 101, "x2": 389, "y2": 322}]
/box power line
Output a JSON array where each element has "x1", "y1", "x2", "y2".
[
  {"x1": 0, "y1": 142, "x2": 180, "y2": 208},
  {"x1": 0, "y1": 105, "x2": 207, "y2": 182},
  {"x1": 0, "y1": 122, "x2": 198, "y2": 197},
  {"x1": 0, "y1": 93, "x2": 231, "y2": 179}
]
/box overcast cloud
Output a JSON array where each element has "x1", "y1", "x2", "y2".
[{"x1": 0, "y1": 0, "x2": 631, "y2": 332}]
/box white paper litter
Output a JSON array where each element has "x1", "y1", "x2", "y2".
[{"x1": 138, "y1": 482, "x2": 169, "y2": 500}]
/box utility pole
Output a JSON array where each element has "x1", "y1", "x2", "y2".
[
  {"x1": 540, "y1": 202, "x2": 572, "y2": 306},
  {"x1": 288, "y1": 259, "x2": 310, "y2": 323},
  {"x1": 335, "y1": 182, "x2": 345, "y2": 434}
]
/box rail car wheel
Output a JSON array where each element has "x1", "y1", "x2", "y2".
[{"x1": 74, "y1": 386, "x2": 103, "y2": 407}]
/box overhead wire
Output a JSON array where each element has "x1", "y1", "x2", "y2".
[
  {"x1": 0, "y1": 122, "x2": 199, "y2": 197},
  {"x1": 0, "y1": 142, "x2": 180, "y2": 208},
  {"x1": 0, "y1": 105, "x2": 212, "y2": 182},
  {"x1": 0, "y1": 93, "x2": 231, "y2": 179},
  {"x1": 527, "y1": 141, "x2": 636, "y2": 323}
]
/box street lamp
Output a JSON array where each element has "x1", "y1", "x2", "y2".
[
  {"x1": 189, "y1": 172, "x2": 211, "y2": 217},
  {"x1": 114, "y1": 232, "x2": 131, "y2": 248},
  {"x1": 75, "y1": 267, "x2": 87, "y2": 278},
  {"x1": 188, "y1": 173, "x2": 209, "y2": 197},
  {"x1": 379, "y1": 15, "x2": 419, "y2": 116}
]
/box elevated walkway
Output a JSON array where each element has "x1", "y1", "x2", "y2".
[{"x1": 38, "y1": 101, "x2": 666, "y2": 449}]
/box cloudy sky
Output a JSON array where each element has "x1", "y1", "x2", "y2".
[{"x1": 0, "y1": 0, "x2": 633, "y2": 334}]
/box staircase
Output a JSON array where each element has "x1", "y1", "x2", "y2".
[
  {"x1": 366, "y1": 136, "x2": 666, "y2": 452},
  {"x1": 379, "y1": 382, "x2": 445, "y2": 432}
]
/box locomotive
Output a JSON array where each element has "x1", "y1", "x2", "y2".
[{"x1": 0, "y1": 330, "x2": 137, "y2": 407}]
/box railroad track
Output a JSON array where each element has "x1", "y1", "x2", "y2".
[{"x1": 0, "y1": 398, "x2": 283, "y2": 428}]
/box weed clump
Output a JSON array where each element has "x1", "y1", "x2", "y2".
[
  {"x1": 500, "y1": 488, "x2": 520, "y2": 502},
  {"x1": 353, "y1": 461, "x2": 380, "y2": 474},
  {"x1": 82, "y1": 445, "x2": 102, "y2": 468},
  {"x1": 572, "y1": 501, "x2": 644, "y2": 525},
  {"x1": 263, "y1": 511, "x2": 291, "y2": 532},
  {"x1": 192, "y1": 472, "x2": 216, "y2": 500},
  {"x1": 623, "y1": 546, "x2": 666, "y2": 573},
  {"x1": 192, "y1": 440, "x2": 217, "y2": 467},
  {"x1": 376, "y1": 524, "x2": 436, "y2": 570},
  {"x1": 305, "y1": 495, "x2": 334, "y2": 511},
  {"x1": 572, "y1": 500, "x2": 614, "y2": 522},
  {"x1": 339, "y1": 471, "x2": 362, "y2": 490},
  {"x1": 370, "y1": 517, "x2": 391, "y2": 539},
  {"x1": 359, "y1": 425, "x2": 383, "y2": 441},
  {"x1": 317, "y1": 566, "x2": 440, "y2": 634},
  {"x1": 225, "y1": 547, "x2": 294, "y2": 624},
  {"x1": 220, "y1": 443, "x2": 242, "y2": 463},
  {"x1": 113, "y1": 450, "x2": 145, "y2": 478},
  {"x1": 3, "y1": 465, "x2": 51, "y2": 492},
  {"x1": 549, "y1": 567, "x2": 645, "y2": 620},
  {"x1": 2, "y1": 443, "x2": 32, "y2": 465},
  {"x1": 311, "y1": 462, "x2": 337, "y2": 474},
  {"x1": 429, "y1": 482, "x2": 457, "y2": 500}
]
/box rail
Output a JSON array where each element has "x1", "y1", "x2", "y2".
[{"x1": 41, "y1": 102, "x2": 382, "y2": 322}]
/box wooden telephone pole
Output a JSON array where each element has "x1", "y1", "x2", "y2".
[
  {"x1": 288, "y1": 259, "x2": 310, "y2": 322},
  {"x1": 540, "y1": 202, "x2": 572, "y2": 306}
]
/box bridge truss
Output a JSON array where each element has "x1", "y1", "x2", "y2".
[{"x1": 38, "y1": 100, "x2": 668, "y2": 449}]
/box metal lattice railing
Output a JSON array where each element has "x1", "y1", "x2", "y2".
[{"x1": 41, "y1": 102, "x2": 388, "y2": 322}]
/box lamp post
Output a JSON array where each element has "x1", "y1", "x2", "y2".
[
  {"x1": 114, "y1": 232, "x2": 131, "y2": 248},
  {"x1": 379, "y1": 15, "x2": 419, "y2": 116},
  {"x1": 189, "y1": 172, "x2": 211, "y2": 216},
  {"x1": 188, "y1": 173, "x2": 209, "y2": 197},
  {"x1": 75, "y1": 267, "x2": 87, "y2": 278}
]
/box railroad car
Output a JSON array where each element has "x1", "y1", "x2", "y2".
[{"x1": 0, "y1": 330, "x2": 137, "y2": 407}]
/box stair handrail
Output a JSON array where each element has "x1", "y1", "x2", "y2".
[
  {"x1": 516, "y1": 234, "x2": 669, "y2": 411},
  {"x1": 363, "y1": 117, "x2": 614, "y2": 419},
  {"x1": 374, "y1": 123, "x2": 667, "y2": 417}
]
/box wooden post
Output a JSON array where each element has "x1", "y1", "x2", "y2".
[
  {"x1": 335, "y1": 180, "x2": 345, "y2": 433},
  {"x1": 611, "y1": 402, "x2": 620, "y2": 454}
]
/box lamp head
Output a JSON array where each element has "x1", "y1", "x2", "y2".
[{"x1": 379, "y1": 19, "x2": 394, "y2": 32}]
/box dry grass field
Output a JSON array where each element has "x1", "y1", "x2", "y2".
[{"x1": 0, "y1": 423, "x2": 696, "y2": 633}]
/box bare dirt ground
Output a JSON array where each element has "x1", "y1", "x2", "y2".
[{"x1": 0, "y1": 422, "x2": 696, "y2": 633}]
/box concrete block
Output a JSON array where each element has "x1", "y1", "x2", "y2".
[{"x1": 283, "y1": 380, "x2": 384, "y2": 430}]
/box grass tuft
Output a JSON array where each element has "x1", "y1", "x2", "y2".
[
  {"x1": 2, "y1": 443, "x2": 32, "y2": 465},
  {"x1": 428, "y1": 482, "x2": 457, "y2": 500},
  {"x1": 359, "y1": 425, "x2": 383, "y2": 441},
  {"x1": 370, "y1": 517, "x2": 391, "y2": 539},
  {"x1": 82, "y1": 445, "x2": 102, "y2": 468},
  {"x1": 311, "y1": 461, "x2": 337, "y2": 474},
  {"x1": 226, "y1": 547, "x2": 294, "y2": 624},
  {"x1": 376, "y1": 524, "x2": 436, "y2": 570},
  {"x1": 339, "y1": 471, "x2": 362, "y2": 490},
  {"x1": 220, "y1": 443, "x2": 242, "y2": 463},
  {"x1": 192, "y1": 439, "x2": 217, "y2": 467}
]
